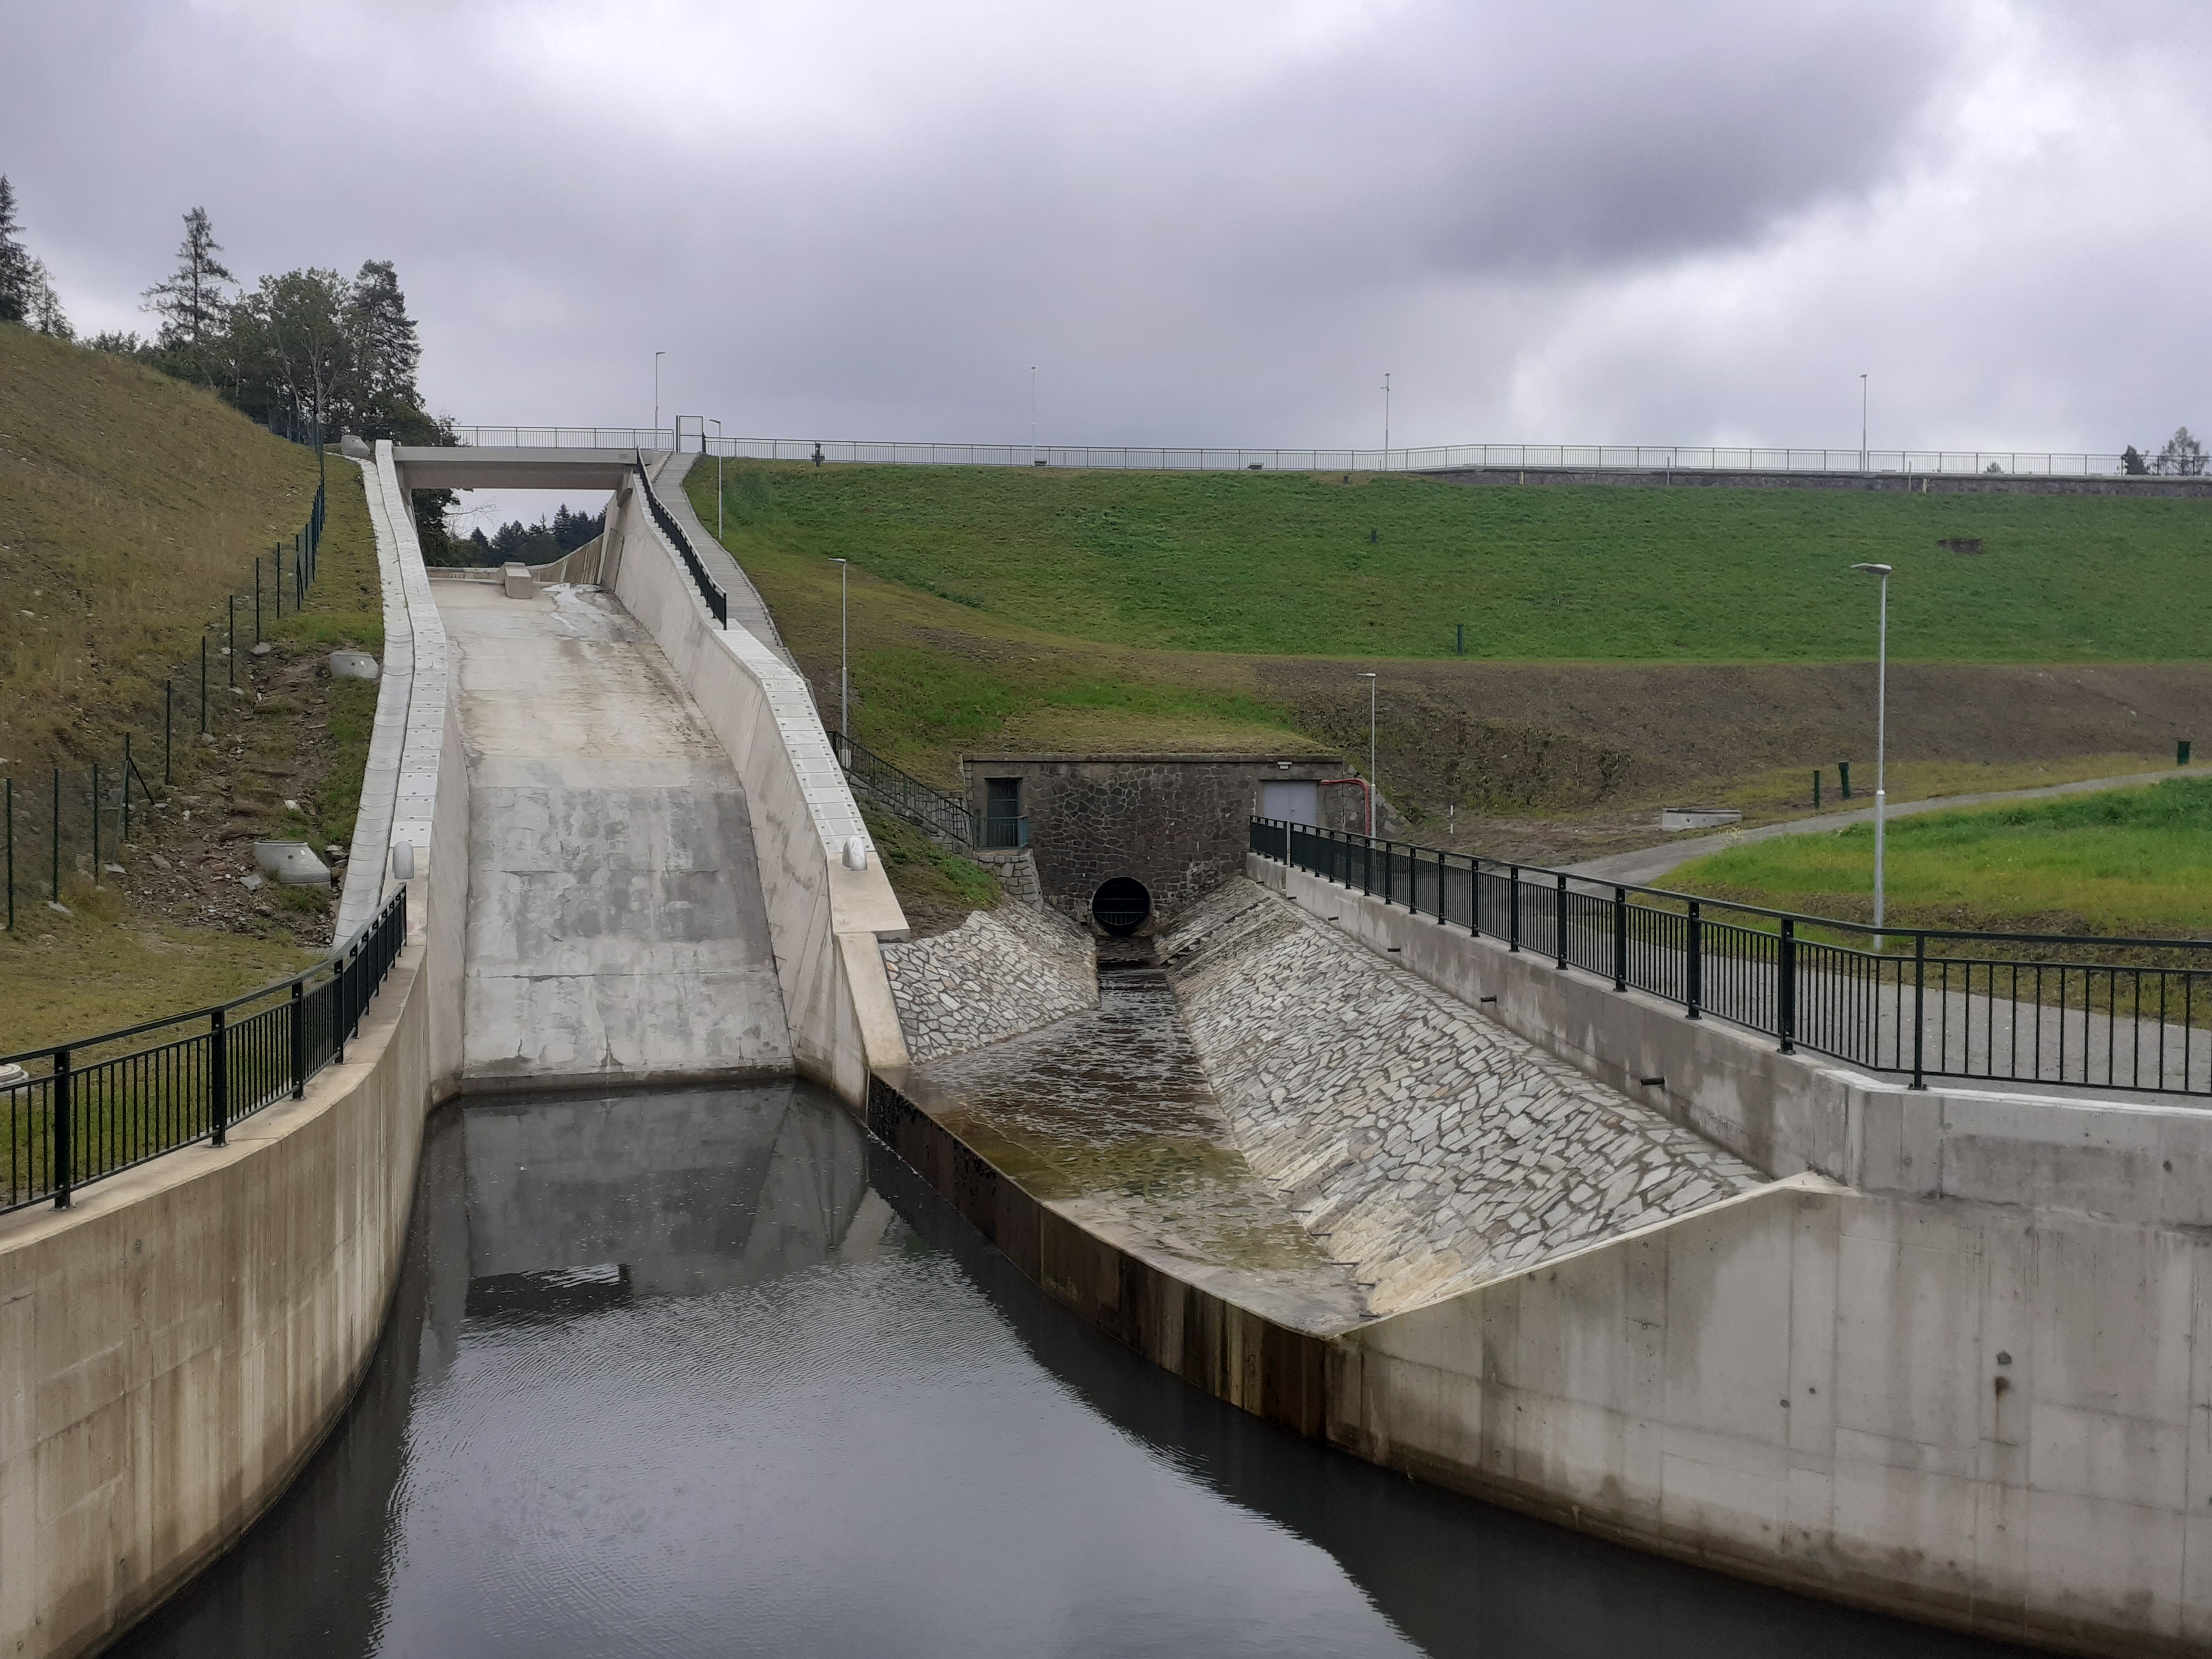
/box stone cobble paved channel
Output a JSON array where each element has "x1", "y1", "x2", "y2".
[{"x1": 1159, "y1": 880, "x2": 1768, "y2": 1317}]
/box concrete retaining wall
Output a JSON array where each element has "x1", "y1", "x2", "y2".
[
  {"x1": 0, "y1": 446, "x2": 468, "y2": 1659},
  {"x1": 1239, "y1": 850, "x2": 2212, "y2": 1651},
  {"x1": 603, "y1": 465, "x2": 910, "y2": 1100}
]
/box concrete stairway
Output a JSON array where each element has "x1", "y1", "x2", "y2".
[{"x1": 438, "y1": 579, "x2": 793, "y2": 1086}]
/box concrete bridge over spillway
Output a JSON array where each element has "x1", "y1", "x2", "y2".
[{"x1": 10, "y1": 439, "x2": 2212, "y2": 1658}]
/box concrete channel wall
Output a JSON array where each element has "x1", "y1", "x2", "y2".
[
  {"x1": 601, "y1": 462, "x2": 911, "y2": 1099},
  {"x1": 0, "y1": 446, "x2": 470, "y2": 1659},
  {"x1": 1240, "y1": 853, "x2": 2212, "y2": 1654}
]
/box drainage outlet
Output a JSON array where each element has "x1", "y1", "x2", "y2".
[{"x1": 1091, "y1": 877, "x2": 1152, "y2": 936}]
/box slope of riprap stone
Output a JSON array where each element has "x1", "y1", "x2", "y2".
[
  {"x1": 1158, "y1": 879, "x2": 1767, "y2": 1316},
  {"x1": 883, "y1": 899, "x2": 1097, "y2": 1059}
]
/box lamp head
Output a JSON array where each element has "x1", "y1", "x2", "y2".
[{"x1": 1850, "y1": 562, "x2": 1893, "y2": 577}]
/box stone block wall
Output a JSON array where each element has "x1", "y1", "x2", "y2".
[
  {"x1": 1156, "y1": 879, "x2": 1765, "y2": 1317},
  {"x1": 960, "y1": 753, "x2": 1356, "y2": 928},
  {"x1": 882, "y1": 899, "x2": 1097, "y2": 1060}
]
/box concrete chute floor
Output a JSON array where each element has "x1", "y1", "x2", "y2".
[{"x1": 436, "y1": 580, "x2": 792, "y2": 1083}]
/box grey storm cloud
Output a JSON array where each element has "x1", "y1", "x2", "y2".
[{"x1": 3, "y1": 0, "x2": 2207, "y2": 463}]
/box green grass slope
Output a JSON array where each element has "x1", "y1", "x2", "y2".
[
  {"x1": 700, "y1": 461, "x2": 2212, "y2": 663},
  {"x1": 1668, "y1": 776, "x2": 2212, "y2": 935}
]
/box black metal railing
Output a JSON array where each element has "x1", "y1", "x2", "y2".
[
  {"x1": 827, "y1": 731, "x2": 1029, "y2": 852},
  {"x1": 1, "y1": 887, "x2": 408, "y2": 1215},
  {"x1": 637, "y1": 458, "x2": 728, "y2": 627},
  {"x1": 1252, "y1": 818, "x2": 2212, "y2": 1099}
]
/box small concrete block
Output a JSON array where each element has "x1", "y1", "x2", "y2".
[
  {"x1": 252, "y1": 841, "x2": 332, "y2": 888},
  {"x1": 330, "y1": 650, "x2": 380, "y2": 682},
  {"x1": 502, "y1": 563, "x2": 537, "y2": 600}
]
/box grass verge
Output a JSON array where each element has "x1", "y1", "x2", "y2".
[
  {"x1": 863, "y1": 805, "x2": 1000, "y2": 937},
  {"x1": 1665, "y1": 776, "x2": 2212, "y2": 937}
]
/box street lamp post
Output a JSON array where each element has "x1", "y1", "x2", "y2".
[
  {"x1": 654, "y1": 352, "x2": 666, "y2": 451},
  {"x1": 1357, "y1": 671, "x2": 1378, "y2": 834},
  {"x1": 1851, "y1": 562, "x2": 1893, "y2": 943},
  {"x1": 1860, "y1": 373, "x2": 1869, "y2": 472},
  {"x1": 709, "y1": 419, "x2": 724, "y2": 541},
  {"x1": 1381, "y1": 373, "x2": 1391, "y2": 466},
  {"x1": 831, "y1": 558, "x2": 850, "y2": 738}
]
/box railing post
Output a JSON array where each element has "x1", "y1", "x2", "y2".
[
  {"x1": 210, "y1": 1008, "x2": 228, "y2": 1146},
  {"x1": 292, "y1": 978, "x2": 307, "y2": 1099},
  {"x1": 1612, "y1": 885, "x2": 1628, "y2": 991},
  {"x1": 1778, "y1": 916, "x2": 1796, "y2": 1052},
  {"x1": 1555, "y1": 872, "x2": 1569, "y2": 968},
  {"x1": 51, "y1": 1048, "x2": 71, "y2": 1209},
  {"x1": 1912, "y1": 931, "x2": 1927, "y2": 1090},
  {"x1": 1685, "y1": 901, "x2": 1703, "y2": 1019},
  {"x1": 1508, "y1": 866, "x2": 1521, "y2": 952}
]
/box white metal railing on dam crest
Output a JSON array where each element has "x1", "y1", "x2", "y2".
[{"x1": 446, "y1": 425, "x2": 2163, "y2": 479}]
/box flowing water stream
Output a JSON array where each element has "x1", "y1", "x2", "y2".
[{"x1": 111, "y1": 1079, "x2": 2030, "y2": 1658}]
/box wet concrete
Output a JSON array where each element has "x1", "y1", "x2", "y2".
[{"x1": 108, "y1": 1082, "x2": 2035, "y2": 1659}]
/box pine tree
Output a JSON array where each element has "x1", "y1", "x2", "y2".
[
  {"x1": 143, "y1": 207, "x2": 236, "y2": 373},
  {"x1": 0, "y1": 176, "x2": 35, "y2": 325},
  {"x1": 26, "y1": 259, "x2": 71, "y2": 340},
  {"x1": 345, "y1": 259, "x2": 422, "y2": 420}
]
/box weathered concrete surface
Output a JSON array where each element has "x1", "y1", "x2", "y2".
[
  {"x1": 437, "y1": 579, "x2": 791, "y2": 1085},
  {"x1": 604, "y1": 464, "x2": 910, "y2": 1102},
  {"x1": 883, "y1": 899, "x2": 1095, "y2": 1060},
  {"x1": 1160, "y1": 880, "x2": 1766, "y2": 1317},
  {"x1": 0, "y1": 444, "x2": 469, "y2": 1659}
]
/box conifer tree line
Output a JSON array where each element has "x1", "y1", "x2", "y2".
[{"x1": 0, "y1": 176, "x2": 446, "y2": 450}]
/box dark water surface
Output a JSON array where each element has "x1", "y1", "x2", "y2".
[{"x1": 114, "y1": 1084, "x2": 2029, "y2": 1658}]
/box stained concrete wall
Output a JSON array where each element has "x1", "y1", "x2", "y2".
[
  {"x1": 603, "y1": 463, "x2": 910, "y2": 1101},
  {"x1": 0, "y1": 444, "x2": 467, "y2": 1659},
  {"x1": 1244, "y1": 848, "x2": 2212, "y2": 1652}
]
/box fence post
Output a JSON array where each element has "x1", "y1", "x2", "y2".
[
  {"x1": 1912, "y1": 931, "x2": 1927, "y2": 1090},
  {"x1": 51, "y1": 1048, "x2": 71, "y2": 1209},
  {"x1": 1612, "y1": 885, "x2": 1627, "y2": 991},
  {"x1": 255, "y1": 557, "x2": 263, "y2": 642},
  {"x1": 1555, "y1": 872, "x2": 1569, "y2": 968},
  {"x1": 292, "y1": 978, "x2": 307, "y2": 1099},
  {"x1": 274, "y1": 544, "x2": 282, "y2": 619},
  {"x1": 1508, "y1": 866, "x2": 1521, "y2": 952},
  {"x1": 210, "y1": 1007, "x2": 228, "y2": 1146},
  {"x1": 227, "y1": 595, "x2": 236, "y2": 688},
  {"x1": 50, "y1": 766, "x2": 59, "y2": 901},
  {"x1": 122, "y1": 734, "x2": 131, "y2": 842},
  {"x1": 200, "y1": 637, "x2": 208, "y2": 734},
  {"x1": 165, "y1": 681, "x2": 174, "y2": 782},
  {"x1": 90, "y1": 764, "x2": 100, "y2": 885},
  {"x1": 1685, "y1": 901, "x2": 1703, "y2": 1019},
  {"x1": 4, "y1": 776, "x2": 11, "y2": 932},
  {"x1": 1778, "y1": 917, "x2": 1796, "y2": 1052}
]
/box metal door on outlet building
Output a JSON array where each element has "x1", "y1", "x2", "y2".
[{"x1": 1260, "y1": 780, "x2": 1319, "y2": 826}]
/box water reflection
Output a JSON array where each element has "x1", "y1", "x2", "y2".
[{"x1": 114, "y1": 1083, "x2": 2027, "y2": 1658}]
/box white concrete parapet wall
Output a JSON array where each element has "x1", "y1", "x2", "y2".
[
  {"x1": 605, "y1": 461, "x2": 909, "y2": 1099},
  {"x1": 0, "y1": 445, "x2": 468, "y2": 1659}
]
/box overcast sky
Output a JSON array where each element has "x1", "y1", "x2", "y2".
[{"x1": 5, "y1": 1, "x2": 2208, "y2": 473}]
